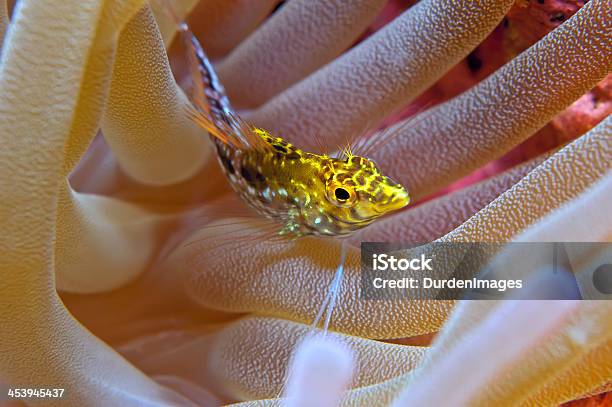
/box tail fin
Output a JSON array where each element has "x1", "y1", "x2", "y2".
[
  {"x1": 156, "y1": 1, "x2": 230, "y2": 119},
  {"x1": 157, "y1": 1, "x2": 269, "y2": 151}
]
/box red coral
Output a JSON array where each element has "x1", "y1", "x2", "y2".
[{"x1": 505, "y1": 0, "x2": 587, "y2": 58}]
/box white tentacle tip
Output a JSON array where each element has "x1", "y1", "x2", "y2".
[{"x1": 283, "y1": 336, "x2": 355, "y2": 407}]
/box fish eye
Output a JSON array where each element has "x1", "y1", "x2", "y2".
[
  {"x1": 334, "y1": 187, "x2": 351, "y2": 201},
  {"x1": 326, "y1": 182, "x2": 357, "y2": 206}
]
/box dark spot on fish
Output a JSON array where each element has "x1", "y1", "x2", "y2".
[
  {"x1": 240, "y1": 166, "x2": 254, "y2": 183},
  {"x1": 537, "y1": 0, "x2": 544, "y2": 4},
  {"x1": 336, "y1": 173, "x2": 349, "y2": 182},
  {"x1": 273, "y1": 144, "x2": 288, "y2": 153},
  {"x1": 286, "y1": 152, "x2": 301, "y2": 160},
  {"x1": 466, "y1": 51, "x2": 482, "y2": 72},
  {"x1": 502, "y1": 17, "x2": 509, "y2": 27},
  {"x1": 223, "y1": 157, "x2": 235, "y2": 174},
  {"x1": 216, "y1": 146, "x2": 235, "y2": 175}
]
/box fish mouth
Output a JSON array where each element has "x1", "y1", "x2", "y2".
[{"x1": 384, "y1": 190, "x2": 410, "y2": 213}]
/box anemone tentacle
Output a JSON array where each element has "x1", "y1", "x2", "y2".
[
  {"x1": 101, "y1": 5, "x2": 210, "y2": 186},
  {"x1": 371, "y1": 0, "x2": 612, "y2": 199},
  {"x1": 217, "y1": 0, "x2": 388, "y2": 109},
  {"x1": 247, "y1": 0, "x2": 515, "y2": 152}
]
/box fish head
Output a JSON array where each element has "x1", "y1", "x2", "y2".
[{"x1": 307, "y1": 155, "x2": 409, "y2": 236}]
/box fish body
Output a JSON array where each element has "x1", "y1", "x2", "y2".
[
  {"x1": 218, "y1": 133, "x2": 409, "y2": 237},
  {"x1": 181, "y1": 25, "x2": 409, "y2": 238}
]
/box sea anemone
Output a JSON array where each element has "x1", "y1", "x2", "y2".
[{"x1": 0, "y1": 0, "x2": 610, "y2": 406}]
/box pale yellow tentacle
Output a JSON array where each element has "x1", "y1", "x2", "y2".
[
  {"x1": 0, "y1": 1, "x2": 194, "y2": 404},
  {"x1": 101, "y1": 5, "x2": 210, "y2": 186},
  {"x1": 149, "y1": 0, "x2": 198, "y2": 48}
]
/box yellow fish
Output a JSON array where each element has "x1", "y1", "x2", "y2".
[
  {"x1": 180, "y1": 24, "x2": 410, "y2": 239},
  {"x1": 170, "y1": 14, "x2": 410, "y2": 331}
]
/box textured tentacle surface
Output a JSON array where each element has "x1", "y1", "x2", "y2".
[
  {"x1": 442, "y1": 115, "x2": 611, "y2": 242},
  {"x1": 217, "y1": 0, "x2": 388, "y2": 109},
  {"x1": 101, "y1": 5, "x2": 210, "y2": 186},
  {"x1": 186, "y1": 0, "x2": 280, "y2": 60},
  {"x1": 0, "y1": 1, "x2": 195, "y2": 405},
  {"x1": 206, "y1": 317, "x2": 426, "y2": 400},
  {"x1": 247, "y1": 0, "x2": 515, "y2": 151},
  {"x1": 149, "y1": 0, "x2": 199, "y2": 47},
  {"x1": 372, "y1": 0, "x2": 612, "y2": 199}
]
